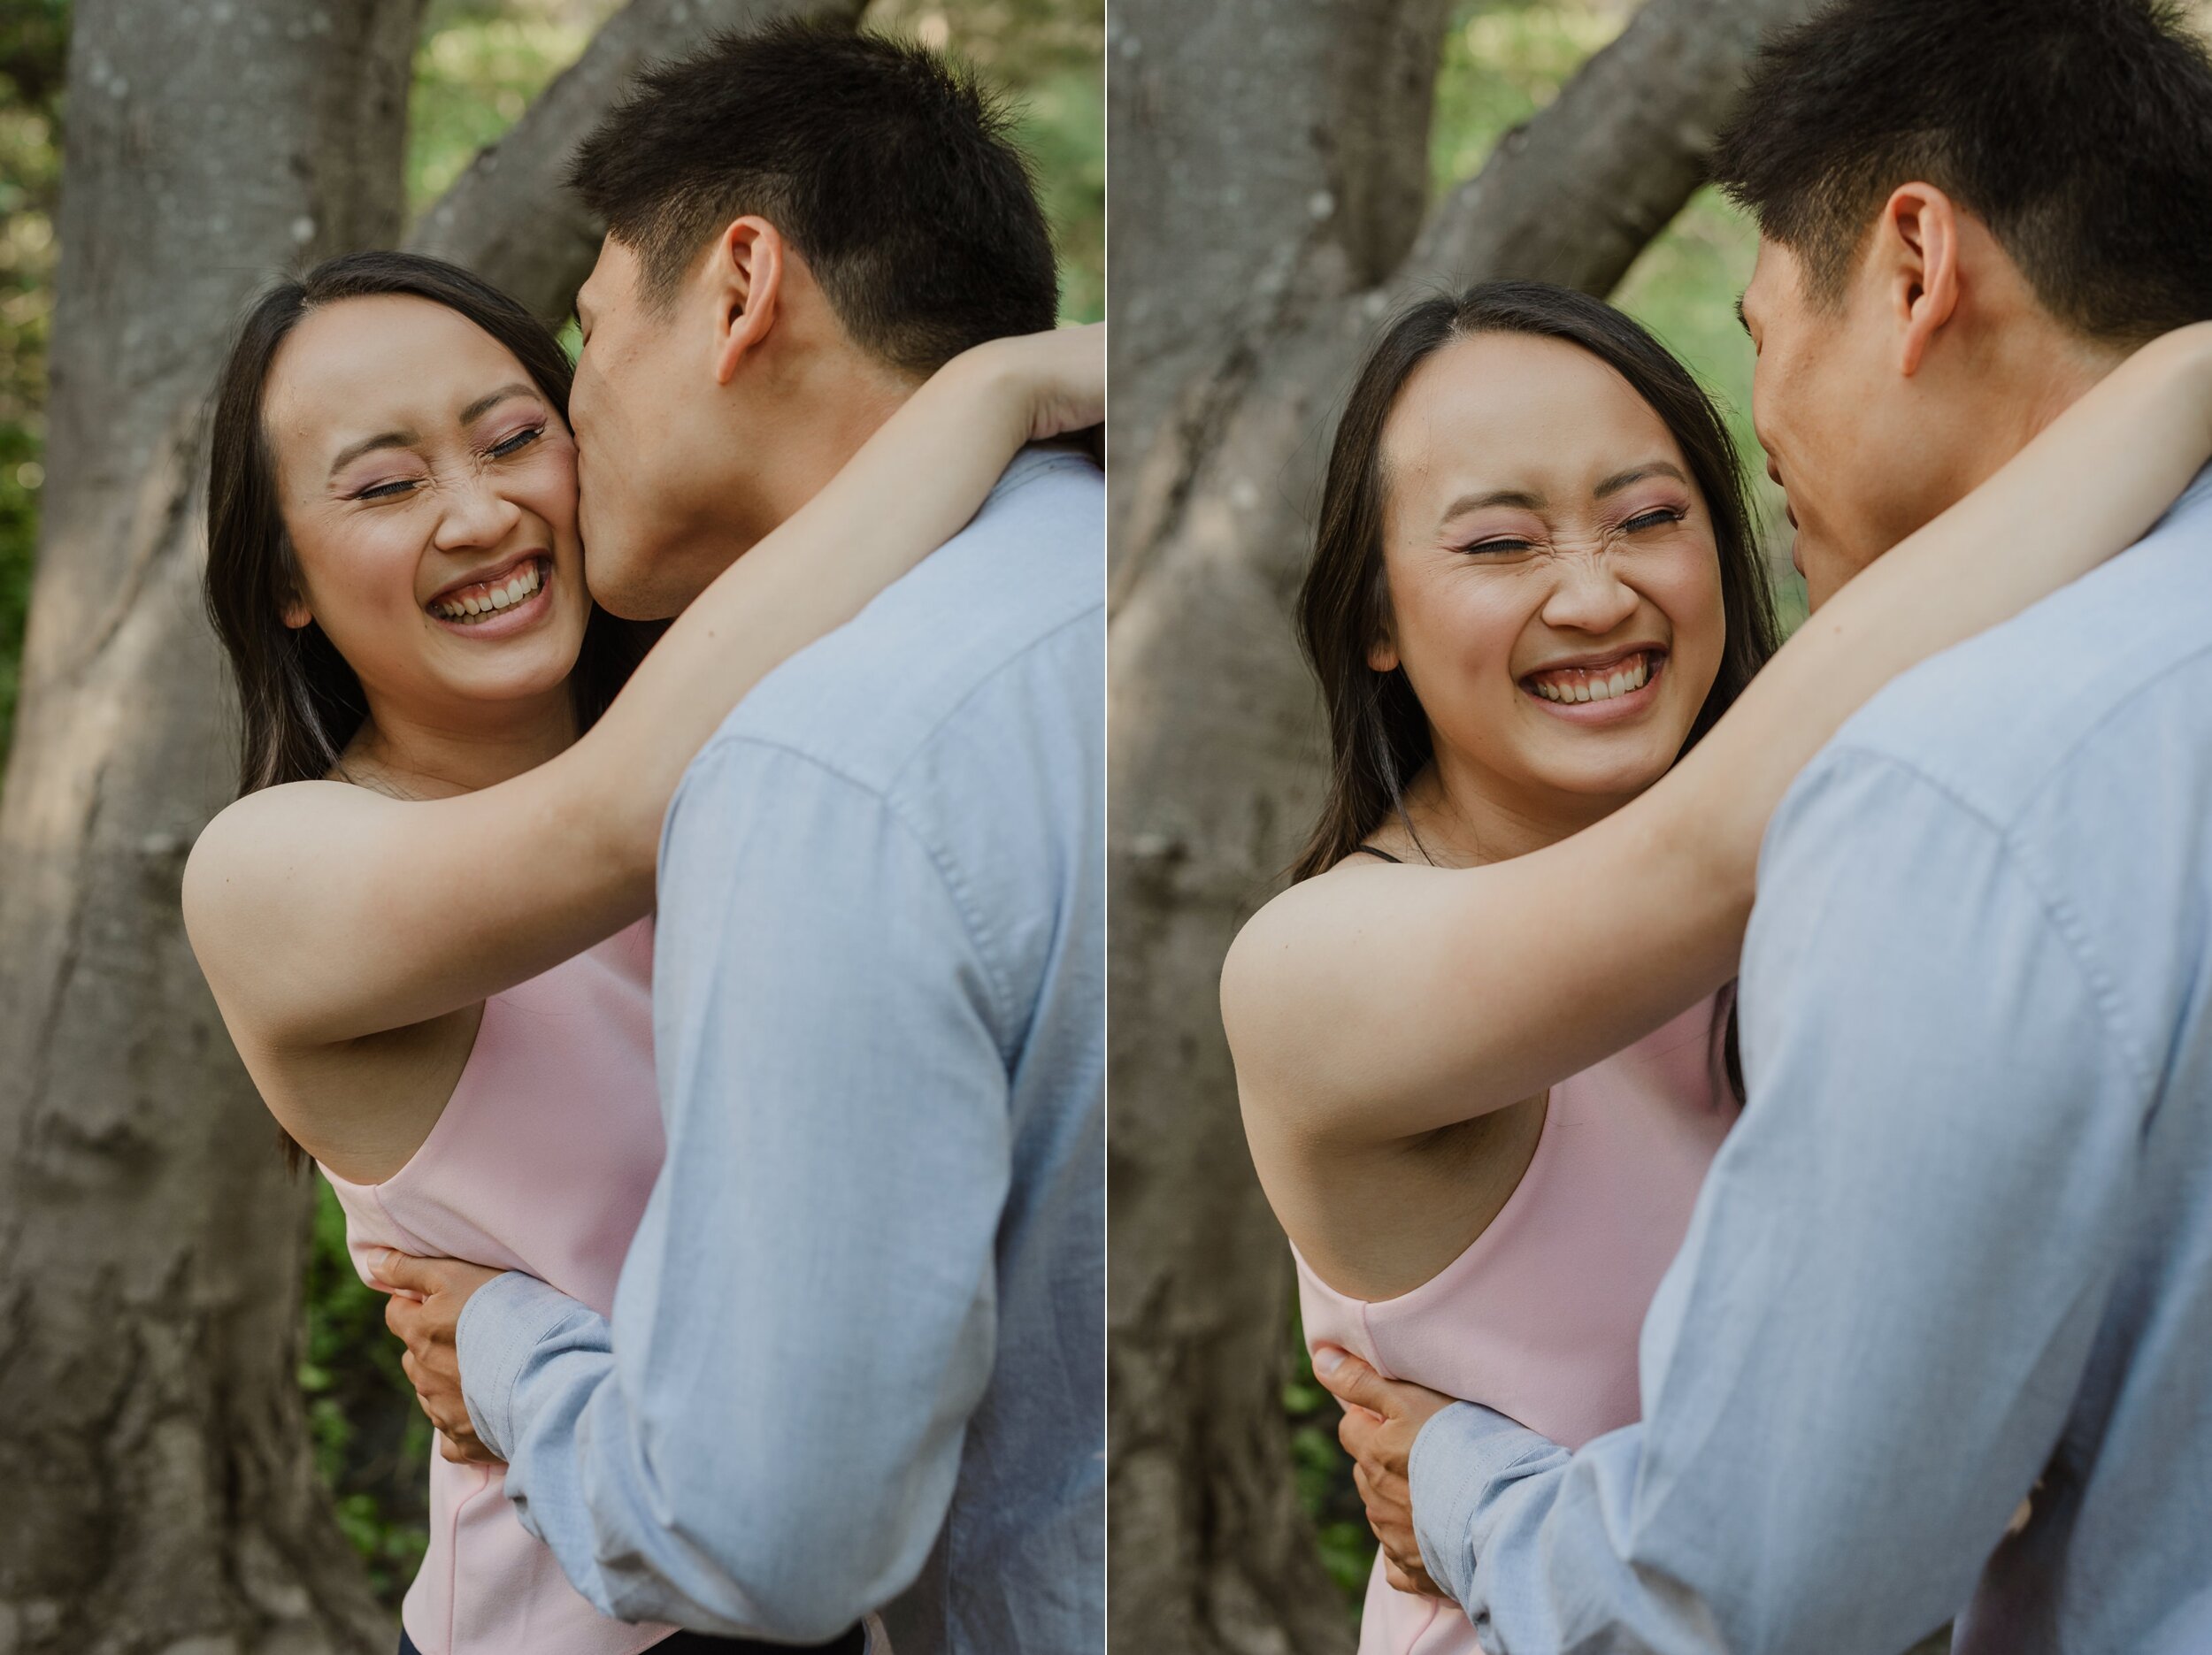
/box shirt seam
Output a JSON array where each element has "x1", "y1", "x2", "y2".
[
  {"x1": 669, "y1": 740, "x2": 1024, "y2": 1051},
  {"x1": 1847, "y1": 623, "x2": 2212, "y2": 833},
  {"x1": 691, "y1": 599, "x2": 1101, "y2": 801},
  {"x1": 1783, "y1": 747, "x2": 2154, "y2": 1099}
]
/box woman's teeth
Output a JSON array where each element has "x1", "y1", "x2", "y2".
[
  {"x1": 430, "y1": 559, "x2": 542, "y2": 623},
  {"x1": 1529, "y1": 652, "x2": 1653, "y2": 705}
]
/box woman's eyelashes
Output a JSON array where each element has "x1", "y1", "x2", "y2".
[
  {"x1": 346, "y1": 425, "x2": 546, "y2": 502},
  {"x1": 1454, "y1": 503, "x2": 1687, "y2": 555}
]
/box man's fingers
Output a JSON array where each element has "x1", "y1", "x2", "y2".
[
  {"x1": 1338, "y1": 1402, "x2": 1379, "y2": 1465},
  {"x1": 1311, "y1": 1345, "x2": 1390, "y2": 1414},
  {"x1": 366, "y1": 1246, "x2": 439, "y2": 1295},
  {"x1": 1383, "y1": 1557, "x2": 1420, "y2": 1595}
]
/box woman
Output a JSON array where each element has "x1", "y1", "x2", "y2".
[
  {"x1": 1221, "y1": 280, "x2": 2212, "y2": 1652},
  {"x1": 180, "y1": 251, "x2": 1100, "y2": 1655}
]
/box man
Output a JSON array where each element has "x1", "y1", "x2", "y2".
[
  {"x1": 1316, "y1": 2, "x2": 2212, "y2": 1651},
  {"x1": 373, "y1": 25, "x2": 1102, "y2": 1654}
]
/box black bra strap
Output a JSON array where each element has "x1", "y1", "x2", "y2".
[{"x1": 1348, "y1": 844, "x2": 1403, "y2": 864}]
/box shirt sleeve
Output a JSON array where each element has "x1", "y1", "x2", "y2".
[
  {"x1": 458, "y1": 736, "x2": 1011, "y2": 1639},
  {"x1": 1408, "y1": 746, "x2": 2149, "y2": 1654}
]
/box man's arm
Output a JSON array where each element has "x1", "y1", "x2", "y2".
[
  {"x1": 1397, "y1": 747, "x2": 2148, "y2": 1653},
  {"x1": 456, "y1": 738, "x2": 1011, "y2": 1639}
]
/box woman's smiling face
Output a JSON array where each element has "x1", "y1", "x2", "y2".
[
  {"x1": 263, "y1": 294, "x2": 591, "y2": 726},
  {"x1": 1372, "y1": 330, "x2": 1727, "y2": 821}
]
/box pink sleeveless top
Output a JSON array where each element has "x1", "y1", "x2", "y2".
[
  {"x1": 322, "y1": 918, "x2": 673, "y2": 1655},
  {"x1": 1294, "y1": 994, "x2": 1737, "y2": 1655}
]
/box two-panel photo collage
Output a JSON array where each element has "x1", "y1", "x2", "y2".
[{"x1": 3, "y1": 0, "x2": 2209, "y2": 1651}]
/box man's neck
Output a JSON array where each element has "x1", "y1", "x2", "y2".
[
  {"x1": 733, "y1": 356, "x2": 921, "y2": 561},
  {"x1": 1962, "y1": 326, "x2": 2131, "y2": 499}
]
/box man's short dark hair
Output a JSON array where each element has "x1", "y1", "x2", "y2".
[
  {"x1": 1711, "y1": 0, "x2": 2212, "y2": 341},
  {"x1": 569, "y1": 22, "x2": 1059, "y2": 375}
]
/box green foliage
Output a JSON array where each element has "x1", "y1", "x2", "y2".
[
  {"x1": 0, "y1": 0, "x2": 61, "y2": 781},
  {"x1": 1286, "y1": 1316, "x2": 1379, "y2": 1609},
  {"x1": 301, "y1": 1177, "x2": 434, "y2": 1606},
  {"x1": 409, "y1": 8, "x2": 606, "y2": 212}
]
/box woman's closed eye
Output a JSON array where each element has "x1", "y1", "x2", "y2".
[
  {"x1": 1619, "y1": 506, "x2": 1686, "y2": 533},
  {"x1": 347, "y1": 427, "x2": 542, "y2": 502}
]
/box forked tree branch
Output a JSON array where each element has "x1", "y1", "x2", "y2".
[
  {"x1": 409, "y1": 0, "x2": 869, "y2": 323},
  {"x1": 1399, "y1": 0, "x2": 1823, "y2": 301}
]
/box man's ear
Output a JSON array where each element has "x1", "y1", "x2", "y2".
[
  {"x1": 710, "y1": 216, "x2": 785, "y2": 387},
  {"x1": 1878, "y1": 182, "x2": 1962, "y2": 379}
]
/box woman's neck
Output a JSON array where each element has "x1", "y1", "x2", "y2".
[
  {"x1": 1394, "y1": 747, "x2": 1632, "y2": 869},
  {"x1": 341, "y1": 686, "x2": 578, "y2": 800}
]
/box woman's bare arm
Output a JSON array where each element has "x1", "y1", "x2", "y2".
[
  {"x1": 185, "y1": 326, "x2": 1102, "y2": 1050},
  {"x1": 1226, "y1": 321, "x2": 2212, "y2": 1147}
]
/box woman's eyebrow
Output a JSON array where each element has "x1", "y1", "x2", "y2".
[
  {"x1": 1440, "y1": 486, "x2": 1545, "y2": 519},
  {"x1": 326, "y1": 430, "x2": 416, "y2": 479},
  {"x1": 1592, "y1": 461, "x2": 1688, "y2": 499},
  {"x1": 458, "y1": 382, "x2": 538, "y2": 425}
]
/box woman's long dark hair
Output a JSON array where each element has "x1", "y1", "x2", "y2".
[
  {"x1": 1293, "y1": 280, "x2": 1784, "y2": 1096},
  {"x1": 205, "y1": 249, "x2": 661, "y2": 797},
  {"x1": 205, "y1": 251, "x2": 663, "y2": 1170}
]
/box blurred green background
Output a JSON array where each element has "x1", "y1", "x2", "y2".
[{"x1": 0, "y1": 0, "x2": 1097, "y2": 1604}]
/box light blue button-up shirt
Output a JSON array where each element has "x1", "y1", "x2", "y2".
[
  {"x1": 1409, "y1": 470, "x2": 2212, "y2": 1654},
  {"x1": 457, "y1": 448, "x2": 1104, "y2": 1654}
]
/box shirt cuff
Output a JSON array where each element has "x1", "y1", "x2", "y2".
[
  {"x1": 457, "y1": 1270, "x2": 594, "y2": 1462},
  {"x1": 1410, "y1": 1402, "x2": 1557, "y2": 1608}
]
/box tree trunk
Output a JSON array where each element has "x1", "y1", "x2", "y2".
[
  {"x1": 0, "y1": 0, "x2": 865, "y2": 1647},
  {"x1": 0, "y1": 4, "x2": 425, "y2": 1646},
  {"x1": 1104, "y1": 3, "x2": 1821, "y2": 1650}
]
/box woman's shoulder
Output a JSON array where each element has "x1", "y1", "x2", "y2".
[
  {"x1": 1221, "y1": 856, "x2": 1396, "y2": 1057},
  {"x1": 182, "y1": 780, "x2": 372, "y2": 943}
]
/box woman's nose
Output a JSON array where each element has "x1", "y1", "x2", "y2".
[
  {"x1": 430, "y1": 470, "x2": 523, "y2": 552},
  {"x1": 1539, "y1": 550, "x2": 1640, "y2": 635}
]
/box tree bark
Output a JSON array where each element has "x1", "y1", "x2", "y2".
[
  {"x1": 1105, "y1": 3, "x2": 1820, "y2": 1651},
  {"x1": 409, "y1": 0, "x2": 867, "y2": 324},
  {"x1": 0, "y1": 0, "x2": 871, "y2": 1648},
  {"x1": 0, "y1": 4, "x2": 426, "y2": 1647}
]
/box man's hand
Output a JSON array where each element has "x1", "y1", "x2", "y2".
[
  {"x1": 1313, "y1": 1346, "x2": 1457, "y2": 1600},
  {"x1": 370, "y1": 1249, "x2": 506, "y2": 1467}
]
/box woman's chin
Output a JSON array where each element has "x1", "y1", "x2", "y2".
[
  {"x1": 425, "y1": 630, "x2": 585, "y2": 707},
  {"x1": 1515, "y1": 735, "x2": 1681, "y2": 808}
]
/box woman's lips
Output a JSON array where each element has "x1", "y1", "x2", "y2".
[
  {"x1": 1520, "y1": 648, "x2": 1667, "y2": 724},
  {"x1": 425, "y1": 555, "x2": 553, "y2": 638}
]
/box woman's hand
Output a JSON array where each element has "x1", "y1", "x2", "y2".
[{"x1": 958, "y1": 322, "x2": 1105, "y2": 443}]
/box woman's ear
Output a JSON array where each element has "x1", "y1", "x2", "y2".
[
  {"x1": 1367, "y1": 591, "x2": 1401, "y2": 673},
  {"x1": 711, "y1": 216, "x2": 786, "y2": 387},
  {"x1": 280, "y1": 590, "x2": 312, "y2": 630}
]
